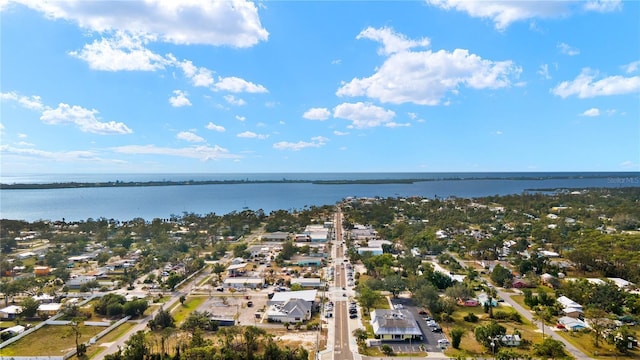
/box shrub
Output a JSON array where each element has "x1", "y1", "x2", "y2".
[{"x1": 463, "y1": 312, "x2": 479, "y2": 323}]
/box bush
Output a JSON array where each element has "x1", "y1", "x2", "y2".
[{"x1": 463, "y1": 312, "x2": 479, "y2": 323}]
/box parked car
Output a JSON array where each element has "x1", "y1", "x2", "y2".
[
  {"x1": 349, "y1": 313, "x2": 358, "y2": 319},
  {"x1": 432, "y1": 327, "x2": 442, "y2": 333},
  {"x1": 247, "y1": 301, "x2": 253, "y2": 307}
]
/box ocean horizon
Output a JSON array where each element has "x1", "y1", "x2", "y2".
[{"x1": 1, "y1": 171, "x2": 639, "y2": 222}]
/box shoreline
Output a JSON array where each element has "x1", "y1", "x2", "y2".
[{"x1": 0, "y1": 174, "x2": 635, "y2": 190}]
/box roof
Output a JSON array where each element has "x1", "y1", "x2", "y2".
[
  {"x1": 558, "y1": 316, "x2": 588, "y2": 329},
  {"x1": 290, "y1": 277, "x2": 322, "y2": 285},
  {"x1": 270, "y1": 290, "x2": 317, "y2": 303},
  {"x1": 370, "y1": 309, "x2": 422, "y2": 336},
  {"x1": 281, "y1": 298, "x2": 312, "y2": 316},
  {"x1": 226, "y1": 263, "x2": 248, "y2": 271},
  {"x1": 38, "y1": 303, "x2": 62, "y2": 312},
  {"x1": 223, "y1": 277, "x2": 264, "y2": 284},
  {"x1": 557, "y1": 296, "x2": 582, "y2": 309},
  {"x1": 0, "y1": 305, "x2": 23, "y2": 314},
  {"x1": 0, "y1": 325, "x2": 25, "y2": 334}
]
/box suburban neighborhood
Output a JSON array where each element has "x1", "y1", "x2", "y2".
[{"x1": 1, "y1": 187, "x2": 640, "y2": 359}]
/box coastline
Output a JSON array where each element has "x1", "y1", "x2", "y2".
[{"x1": 1, "y1": 173, "x2": 635, "y2": 190}]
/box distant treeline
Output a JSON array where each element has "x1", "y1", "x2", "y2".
[{"x1": 0, "y1": 173, "x2": 630, "y2": 190}]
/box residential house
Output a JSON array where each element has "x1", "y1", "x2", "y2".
[
  {"x1": 477, "y1": 293, "x2": 498, "y2": 307},
  {"x1": 37, "y1": 303, "x2": 62, "y2": 317},
  {"x1": 66, "y1": 275, "x2": 97, "y2": 289},
  {"x1": 286, "y1": 256, "x2": 322, "y2": 267},
  {"x1": 266, "y1": 298, "x2": 312, "y2": 323},
  {"x1": 357, "y1": 247, "x2": 383, "y2": 256},
  {"x1": 0, "y1": 305, "x2": 22, "y2": 320},
  {"x1": 226, "y1": 263, "x2": 248, "y2": 277},
  {"x1": 34, "y1": 266, "x2": 51, "y2": 276},
  {"x1": 500, "y1": 334, "x2": 521, "y2": 347},
  {"x1": 370, "y1": 309, "x2": 423, "y2": 341},
  {"x1": 557, "y1": 296, "x2": 583, "y2": 318},
  {"x1": 512, "y1": 279, "x2": 533, "y2": 289},
  {"x1": 558, "y1": 316, "x2": 588, "y2": 331},
  {"x1": 0, "y1": 325, "x2": 25, "y2": 336},
  {"x1": 458, "y1": 299, "x2": 479, "y2": 307}
]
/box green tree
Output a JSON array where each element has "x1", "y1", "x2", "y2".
[
  {"x1": 357, "y1": 285, "x2": 381, "y2": 314},
  {"x1": 149, "y1": 307, "x2": 175, "y2": 330},
  {"x1": 381, "y1": 344, "x2": 394, "y2": 356},
  {"x1": 533, "y1": 338, "x2": 566, "y2": 359},
  {"x1": 450, "y1": 327, "x2": 465, "y2": 349},
  {"x1": 20, "y1": 296, "x2": 40, "y2": 318},
  {"x1": 123, "y1": 330, "x2": 149, "y2": 360},
  {"x1": 352, "y1": 328, "x2": 368, "y2": 347}
]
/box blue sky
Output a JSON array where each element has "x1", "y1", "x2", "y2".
[{"x1": 1, "y1": 0, "x2": 639, "y2": 175}]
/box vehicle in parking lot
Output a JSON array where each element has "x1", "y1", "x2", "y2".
[
  {"x1": 349, "y1": 313, "x2": 357, "y2": 319},
  {"x1": 432, "y1": 327, "x2": 442, "y2": 333},
  {"x1": 343, "y1": 293, "x2": 347, "y2": 297}
]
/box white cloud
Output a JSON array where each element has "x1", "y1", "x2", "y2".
[
  {"x1": 331, "y1": 59, "x2": 342, "y2": 65},
  {"x1": 496, "y1": 130, "x2": 503, "y2": 135},
  {"x1": 273, "y1": 136, "x2": 328, "y2": 151},
  {"x1": 557, "y1": 42, "x2": 580, "y2": 56},
  {"x1": 338, "y1": 30, "x2": 521, "y2": 106},
  {"x1": 584, "y1": 0, "x2": 622, "y2": 13},
  {"x1": 235, "y1": 115, "x2": 246, "y2": 122},
  {"x1": 356, "y1": 26, "x2": 430, "y2": 55},
  {"x1": 407, "y1": 112, "x2": 417, "y2": 120},
  {"x1": 552, "y1": 68, "x2": 640, "y2": 98},
  {"x1": 333, "y1": 130, "x2": 350, "y2": 136},
  {"x1": 169, "y1": 90, "x2": 192, "y2": 107},
  {"x1": 112, "y1": 144, "x2": 239, "y2": 160},
  {"x1": 619, "y1": 160, "x2": 639, "y2": 170},
  {"x1": 384, "y1": 122, "x2": 411, "y2": 128},
  {"x1": 206, "y1": 122, "x2": 226, "y2": 132},
  {"x1": 426, "y1": 0, "x2": 572, "y2": 30},
  {"x1": 41, "y1": 103, "x2": 132, "y2": 135},
  {"x1": 0, "y1": 144, "x2": 109, "y2": 162},
  {"x1": 224, "y1": 95, "x2": 247, "y2": 106},
  {"x1": 333, "y1": 102, "x2": 396, "y2": 129},
  {"x1": 215, "y1": 76, "x2": 268, "y2": 93},
  {"x1": 177, "y1": 131, "x2": 205, "y2": 142},
  {"x1": 16, "y1": 141, "x2": 35, "y2": 147},
  {"x1": 580, "y1": 108, "x2": 600, "y2": 117},
  {"x1": 69, "y1": 32, "x2": 170, "y2": 71},
  {"x1": 18, "y1": 133, "x2": 27, "y2": 138},
  {"x1": 13, "y1": 0, "x2": 268, "y2": 47},
  {"x1": 1, "y1": 91, "x2": 45, "y2": 110},
  {"x1": 303, "y1": 107, "x2": 331, "y2": 120},
  {"x1": 622, "y1": 60, "x2": 640, "y2": 74},
  {"x1": 176, "y1": 59, "x2": 214, "y2": 87},
  {"x1": 537, "y1": 64, "x2": 551, "y2": 79},
  {"x1": 237, "y1": 131, "x2": 268, "y2": 139}
]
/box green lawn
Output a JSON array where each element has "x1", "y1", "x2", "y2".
[
  {"x1": 0, "y1": 324, "x2": 103, "y2": 356},
  {"x1": 557, "y1": 328, "x2": 640, "y2": 359},
  {"x1": 85, "y1": 322, "x2": 136, "y2": 359},
  {"x1": 170, "y1": 296, "x2": 206, "y2": 325}
]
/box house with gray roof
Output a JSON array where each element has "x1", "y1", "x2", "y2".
[
  {"x1": 370, "y1": 309, "x2": 423, "y2": 341},
  {"x1": 266, "y1": 298, "x2": 312, "y2": 323}
]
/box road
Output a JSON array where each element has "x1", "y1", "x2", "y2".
[
  {"x1": 332, "y1": 207, "x2": 354, "y2": 360},
  {"x1": 92, "y1": 267, "x2": 212, "y2": 360},
  {"x1": 446, "y1": 253, "x2": 593, "y2": 360}
]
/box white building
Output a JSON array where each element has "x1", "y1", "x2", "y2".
[{"x1": 266, "y1": 298, "x2": 312, "y2": 323}]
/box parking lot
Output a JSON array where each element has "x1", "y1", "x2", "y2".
[{"x1": 385, "y1": 297, "x2": 449, "y2": 353}]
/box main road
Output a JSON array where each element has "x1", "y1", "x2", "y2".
[{"x1": 332, "y1": 207, "x2": 355, "y2": 360}]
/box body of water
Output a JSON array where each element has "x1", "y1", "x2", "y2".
[{"x1": 1, "y1": 172, "x2": 638, "y2": 222}]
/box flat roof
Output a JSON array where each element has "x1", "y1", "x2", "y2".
[{"x1": 270, "y1": 290, "x2": 317, "y2": 303}]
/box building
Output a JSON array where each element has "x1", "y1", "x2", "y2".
[
  {"x1": 357, "y1": 247, "x2": 383, "y2": 256},
  {"x1": 66, "y1": 275, "x2": 97, "y2": 289},
  {"x1": 261, "y1": 232, "x2": 290, "y2": 241},
  {"x1": 0, "y1": 305, "x2": 23, "y2": 319},
  {"x1": 223, "y1": 277, "x2": 264, "y2": 289},
  {"x1": 34, "y1": 266, "x2": 51, "y2": 276},
  {"x1": 268, "y1": 290, "x2": 317, "y2": 306},
  {"x1": 290, "y1": 277, "x2": 323, "y2": 288},
  {"x1": 512, "y1": 279, "x2": 533, "y2": 289},
  {"x1": 0, "y1": 325, "x2": 25, "y2": 336},
  {"x1": 286, "y1": 256, "x2": 322, "y2": 267},
  {"x1": 477, "y1": 293, "x2": 498, "y2": 307},
  {"x1": 226, "y1": 263, "x2": 248, "y2": 277},
  {"x1": 37, "y1": 303, "x2": 62, "y2": 317},
  {"x1": 370, "y1": 309, "x2": 423, "y2": 341},
  {"x1": 458, "y1": 299, "x2": 479, "y2": 307},
  {"x1": 500, "y1": 334, "x2": 521, "y2": 347},
  {"x1": 557, "y1": 296, "x2": 583, "y2": 318},
  {"x1": 558, "y1": 316, "x2": 588, "y2": 330},
  {"x1": 266, "y1": 298, "x2": 312, "y2": 323}
]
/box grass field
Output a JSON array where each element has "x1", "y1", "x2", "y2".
[
  {"x1": 170, "y1": 296, "x2": 206, "y2": 325},
  {"x1": 442, "y1": 304, "x2": 542, "y2": 358},
  {"x1": 0, "y1": 324, "x2": 103, "y2": 356},
  {"x1": 83, "y1": 322, "x2": 136, "y2": 359},
  {"x1": 557, "y1": 328, "x2": 640, "y2": 359}
]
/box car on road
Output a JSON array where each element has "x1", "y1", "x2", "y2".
[{"x1": 247, "y1": 301, "x2": 253, "y2": 307}]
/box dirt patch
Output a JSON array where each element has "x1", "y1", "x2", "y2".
[{"x1": 270, "y1": 329, "x2": 324, "y2": 353}]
